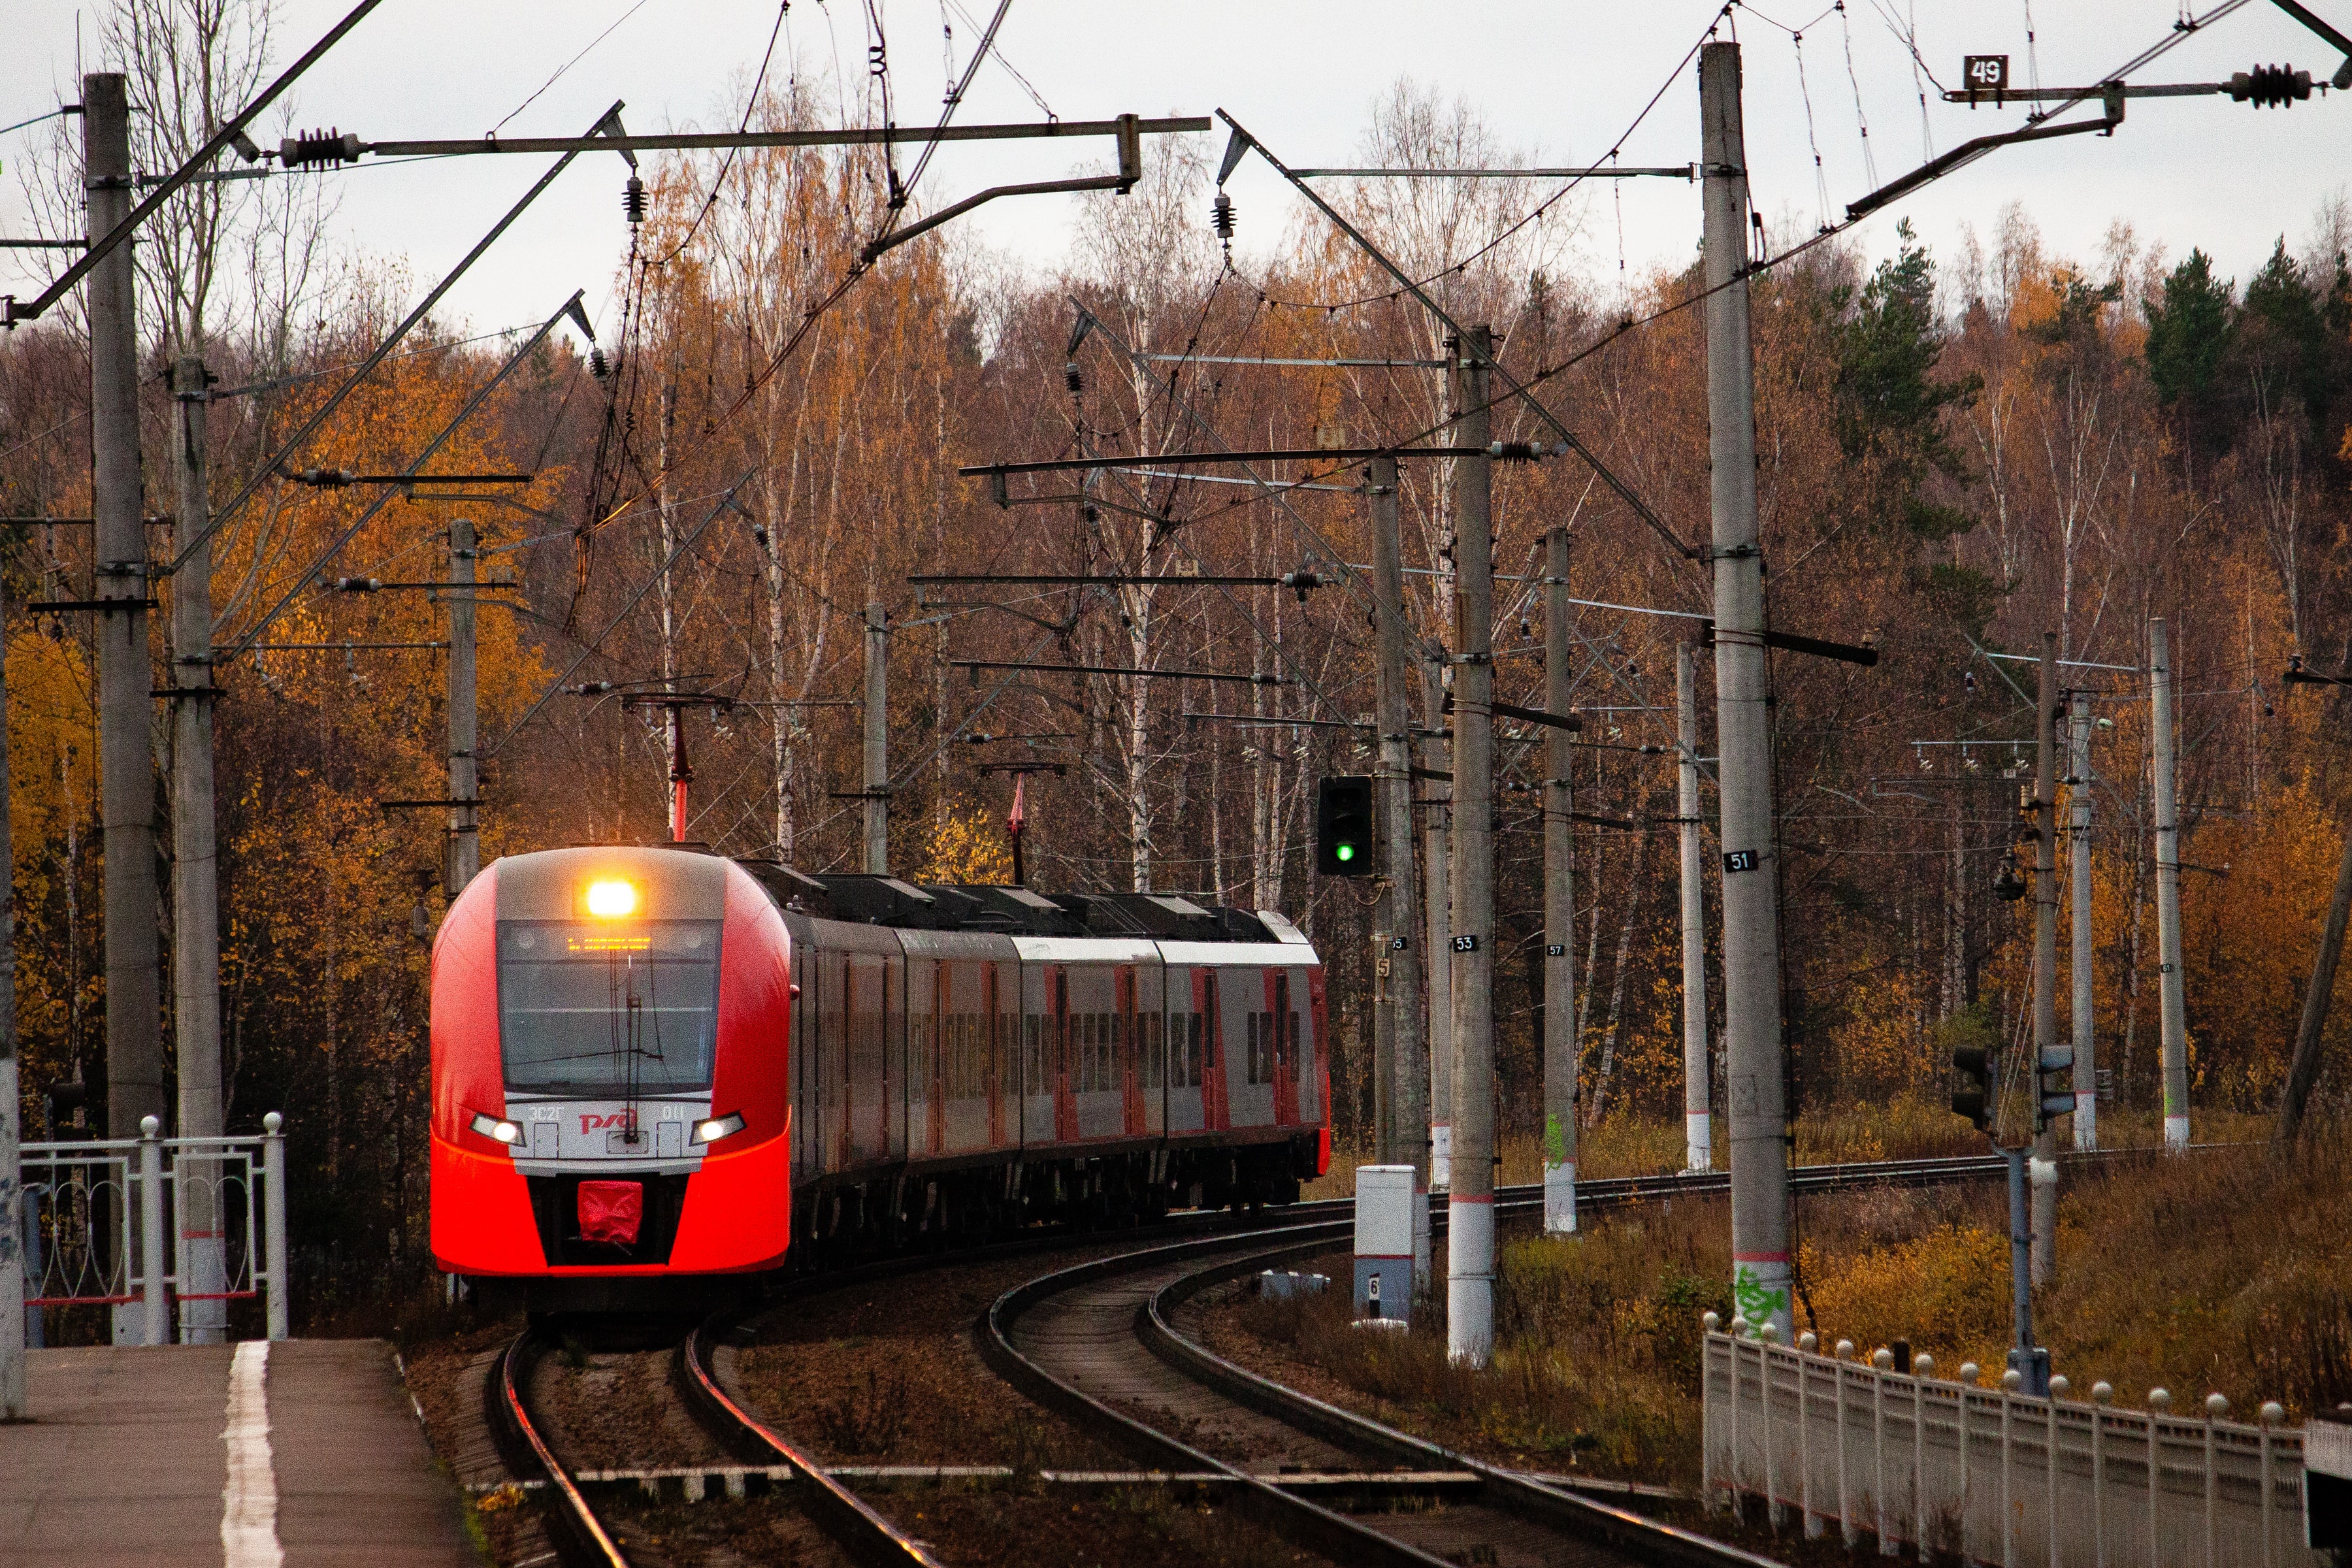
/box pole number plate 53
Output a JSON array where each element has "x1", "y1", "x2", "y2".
[
  {"x1": 1723, "y1": 849, "x2": 1758, "y2": 874},
  {"x1": 1451, "y1": 934, "x2": 1479, "y2": 953}
]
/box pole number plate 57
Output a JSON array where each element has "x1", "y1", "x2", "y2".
[{"x1": 1723, "y1": 849, "x2": 1758, "y2": 874}]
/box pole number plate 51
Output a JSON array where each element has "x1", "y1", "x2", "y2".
[{"x1": 1723, "y1": 849, "x2": 1758, "y2": 874}]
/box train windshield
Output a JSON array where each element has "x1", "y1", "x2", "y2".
[{"x1": 496, "y1": 920, "x2": 723, "y2": 1093}]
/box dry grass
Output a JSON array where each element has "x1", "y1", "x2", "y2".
[
  {"x1": 1245, "y1": 1124, "x2": 2342, "y2": 1495},
  {"x1": 1806, "y1": 1130, "x2": 2352, "y2": 1418},
  {"x1": 1231, "y1": 1179, "x2": 1997, "y2": 1488}
]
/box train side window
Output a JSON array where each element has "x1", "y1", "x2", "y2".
[{"x1": 1188, "y1": 1014, "x2": 1203, "y2": 1087}]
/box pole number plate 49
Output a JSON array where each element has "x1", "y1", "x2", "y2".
[
  {"x1": 1963, "y1": 54, "x2": 2009, "y2": 90},
  {"x1": 1723, "y1": 849, "x2": 1758, "y2": 874}
]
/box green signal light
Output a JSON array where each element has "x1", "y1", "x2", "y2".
[{"x1": 1335, "y1": 843, "x2": 1355, "y2": 861}]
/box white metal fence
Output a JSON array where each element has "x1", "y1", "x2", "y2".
[
  {"x1": 18, "y1": 1112, "x2": 287, "y2": 1345},
  {"x1": 1702, "y1": 1328, "x2": 2317, "y2": 1567}
]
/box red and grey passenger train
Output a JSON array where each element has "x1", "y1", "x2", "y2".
[{"x1": 430, "y1": 845, "x2": 1329, "y2": 1309}]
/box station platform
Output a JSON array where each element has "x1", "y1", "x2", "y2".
[{"x1": 0, "y1": 1339, "x2": 478, "y2": 1568}]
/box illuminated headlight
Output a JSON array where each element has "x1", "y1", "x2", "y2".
[
  {"x1": 691, "y1": 1112, "x2": 746, "y2": 1146},
  {"x1": 470, "y1": 1112, "x2": 524, "y2": 1145},
  {"x1": 584, "y1": 878, "x2": 638, "y2": 918}
]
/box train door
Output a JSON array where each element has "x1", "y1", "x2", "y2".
[
  {"x1": 1118, "y1": 965, "x2": 1144, "y2": 1137},
  {"x1": 1051, "y1": 966, "x2": 1077, "y2": 1143},
  {"x1": 1226, "y1": 964, "x2": 1272, "y2": 1128},
  {"x1": 985, "y1": 962, "x2": 1007, "y2": 1148},
  {"x1": 1019, "y1": 959, "x2": 1052, "y2": 1151},
  {"x1": 1194, "y1": 967, "x2": 1229, "y2": 1132},
  {"x1": 882, "y1": 954, "x2": 900, "y2": 1161},
  {"x1": 836, "y1": 953, "x2": 856, "y2": 1168},
  {"x1": 789, "y1": 920, "x2": 822, "y2": 1183},
  {"x1": 1267, "y1": 968, "x2": 1299, "y2": 1126},
  {"x1": 1302, "y1": 965, "x2": 1326, "y2": 1125},
  {"x1": 921, "y1": 957, "x2": 945, "y2": 1156},
  {"x1": 1136, "y1": 956, "x2": 1166, "y2": 1137}
]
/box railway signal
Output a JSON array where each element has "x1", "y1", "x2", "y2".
[
  {"x1": 1315, "y1": 776, "x2": 1375, "y2": 877},
  {"x1": 2035, "y1": 1047, "x2": 2076, "y2": 1133},
  {"x1": 1950, "y1": 1045, "x2": 1993, "y2": 1132}
]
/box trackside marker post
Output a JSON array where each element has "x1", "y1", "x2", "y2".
[{"x1": 1353, "y1": 1166, "x2": 1416, "y2": 1324}]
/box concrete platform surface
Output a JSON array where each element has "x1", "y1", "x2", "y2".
[{"x1": 0, "y1": 1339, "x2": 478, "y2": 1568}]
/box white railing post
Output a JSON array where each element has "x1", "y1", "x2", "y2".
[
  {"x1": 1703, "y1": 1317, "x2": 1720, "y2": 1510},
  {"x1": 2001, "y1": 1380, "x2": 2017, "y2": 1568},
  {"x1": 2091, "y1": 1382, "x2": 2112, "y2": 1568},
  {"x1": 1799, "y1": 1331, "x2": 1821, "y2": 1538},
  {"x1": 1836, "y1": 1340, "x2": 1857, "y2": 1546},
  {"x1": 2259, "y1": 1401, "x2": 2283, "y2": 1568},
  {"x1": 1761, "y1": 1330, "x2": 1783, "y2": 1528},
  {"x1": 2149, "y1": 1390, "x2": 2170, "y2": 1567},
  {"x1": 1914, "y1": 1355, "x2": 1933, "y2": 1552},
  {"x1": 138, "y1": 1116, "x2": 166, "y2": 1345},
  {"x1": 1961, "y1": 1367, "x2": 1978, "y2": 1556},
  {"x1": 1702, "y1": 1320, "x2": 1718, "y2": 1509},
  {"x1": 262, "y1": 1113, "x2": 287, "y2": 1341},
  {"x1": 2203, "y1": 1395, "x2": 2225, "y2": 1568},
  {"x1": 1872, "y1": 1347, "x2": 1893, "y2": 1554},
  {"x1": 2050, "y1": 1391, "x2": 2063, "y2": 1568}
]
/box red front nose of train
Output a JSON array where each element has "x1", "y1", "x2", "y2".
[{"x1": 429, "y1": 847, "x2": 794, "y2": 1279}]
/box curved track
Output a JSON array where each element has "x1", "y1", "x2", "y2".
[{"x1": 979, "y1": 1150, "x2": 2091, "y2": 1567}]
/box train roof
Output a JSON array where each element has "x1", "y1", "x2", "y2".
[{"x1": 730, "y1": 860, "x2": 1288, "y2": 944}]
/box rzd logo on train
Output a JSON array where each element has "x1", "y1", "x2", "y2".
[{"x1": 579, "y1": 1111, "x2": 638, "y2": 1135}]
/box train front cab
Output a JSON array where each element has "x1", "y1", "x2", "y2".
[{"x1": 430, "y1": 847, "x2": 793, "y2": 1307}]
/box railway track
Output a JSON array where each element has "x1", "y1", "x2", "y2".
[
  {"x1": 476, "y1": 1148, "x2": 2122, "y2": 1567},
  {"x1": 977, "y1": 1149, "x2": 2117, "y2": 1568}
]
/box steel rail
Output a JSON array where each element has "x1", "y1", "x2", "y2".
[
  {"x1": 678, "y1": 1319, "x2": 947, "y2": 1567},
  {"x1": 489, "y1": 1330, "x2": 632, "y2": 1568},
  {"x1": 979, "y1": 1149, "x2": 2157, "y2": 1567}
]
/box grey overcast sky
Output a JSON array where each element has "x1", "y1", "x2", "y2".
[{"x1": 6, "y1": 2, "x2": 2349, "y2": 344}]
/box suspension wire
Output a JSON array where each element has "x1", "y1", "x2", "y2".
[
  {"x1": 1905, "y1": 0, "x2": 1935, "y2": 159},
  {"x1": 1610, "y1": 149, "x2": 1629, "y2": 300},
  {"x1": 943, "y1": 0, "x2": 1055, "y2": 116},
  {"x1": 648, "y1": 1, "x2": 792, "y2": 269},
  {"x1": 489, "y1": 0, "x2": 652, "y2": 138},
  {"x1": 1237, "y1": 7, "x2": 1723, "y2": 314},
  {"x1": 1835, "y1": 1, "x2": 1880, "y2": 191},
  {"x1": 1791, "y1": 29, "x2": 1835, "y2": 232},
  {"x1": 2023, "y1": 0, "x2": 2044, "y2": 95}
]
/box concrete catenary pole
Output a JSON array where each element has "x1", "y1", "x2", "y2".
[
  {"x1": 1700, "y1": 42, "x2": 1793, "y2": 1344},
  {"x1": 1446, "y1": 326, "x2": 1497, "y2": 1365},
  {"x1": 448, "y1": 519, "x2": 480, "y2": 894},
  {"x1": 864, "y1": 603, "x2": 889, "y2": 874},
  {"x1": 88, "y1": 75, "x2": 163, "y2": 1346},
  {"x1": 1369, "y1": 455, "x2": 1431, "y2": 1286},
  {"x1": 1424, "y1": 667, "x2": 1454, "y2": 1190},
  {"x1": 1678, "y1": 644, "x2": 1712, "y2": 1173},
  {"x1": 1543, "y1": 527, "x2": 1578, "y2": 1236},
  {"x1": 2068, "y1": 689, "x2": 2098, "y2": 1149},
  {"x1": 0, "y1": 595, "x2": 21, "y2": 1413},
  {"x1": 2031, "y1": 634, "x2": 2061, "y2": 1286},
  {"x1": 171, "y1": 357, "x2": 227, "y2": 1343},
  {"x1": 89, "y1": 73, "x2": 163, "y2": 1143},
  {"x1": 2150, "y1": 617, "x2": 2190, "y2": 1149}
]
